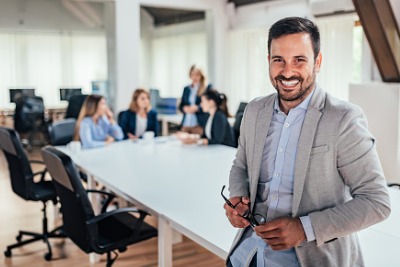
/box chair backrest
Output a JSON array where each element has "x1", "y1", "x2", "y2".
[
  {"x1": 65, "y1": 94, "x2": 88, "y2": 119},
  {"x1": 41, "y1": 146, "x2": 95, "y2": 253},
  {"x1": 233, "y1": 112, "x2": 244, "y2": 148},
  {"x1": 235, "y1": 102, "x2": 248, "y2": 116},
  {"x1": 48, "y1": 118, "x2": 76, "y2": 146},
  {"x1": 0, "y1": 127, "x2": 34, "y2": 199},
  {"x1": 14, "y1": 96, "x2": 45, "y2": 133}
]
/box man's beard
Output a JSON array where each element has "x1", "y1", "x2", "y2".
[{"x1": 271, "y1": 71, "x2": 316, "y2": 102}]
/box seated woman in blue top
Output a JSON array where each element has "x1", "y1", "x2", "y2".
[
  {"x1": 179, "y1": 65, "x2": 211, "y2": 135},
  {"x1": 73, "y1": 94, "x2": 123, "y2": 149},
  {"x1": 118, "y1": 88, "x2": 158, "y2": 139},
  {"x1": 181, "y1": 89, "x2": 235, "y2": 147}
]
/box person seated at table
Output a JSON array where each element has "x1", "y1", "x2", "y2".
[
  {"x1": 118, "y1": 88, "x2": 158, "y2": 139},
  {"x1": 73, "y1": 94, "x2": 123, "y2": 148},
  {"x1": 180, "y1": 89, "x2": 235, "y2": 147},
  {"x1": 179, "y1": 65, "x2": 212, "y2": 135}
]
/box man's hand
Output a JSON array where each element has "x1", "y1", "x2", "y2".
[
  {"x1": 223, "y1": 197, "x2": 251, "y2": 228},
  {"x1": 254, "y1": 217, "x2": 306, "y2": 250}
]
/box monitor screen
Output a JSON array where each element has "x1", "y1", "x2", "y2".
[
  {"x1": 9, "y1": 89, "x2": 35, "y2": 103},
  {"x1": 59, "y1": 88, "x2": 82, "y2": 101}
]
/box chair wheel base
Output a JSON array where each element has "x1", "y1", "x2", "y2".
[
  {"x1": 4, "y1": 250, "x2": 12, "y2": 258},
  {"x1": 16, "y1": 234, "x2": 22, "y2": 242},
  {"x1": 44, "y1": 252, "x2": 52, "y2": 261}
]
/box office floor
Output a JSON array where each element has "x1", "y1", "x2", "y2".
[{"x1": 0, "y1": 145, "x2": 225, "y2": 267}]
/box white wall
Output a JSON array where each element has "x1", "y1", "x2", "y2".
[{"x1": 349, "y1": 83, "x2": 400, "y2": 183}]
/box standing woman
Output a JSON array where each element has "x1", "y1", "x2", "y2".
[
  {"x1": 74, "y1": 95, "x2": 123, "y2": 148},
  {"x1": 179, "y1": 65, "x2": 211, "y2": 135},
  {"x1": 118, "y1": 88, "x2": 158, "y2": 139},
  {"x1": 182, "y1": 89, "x2": 235, "y2": 147}
]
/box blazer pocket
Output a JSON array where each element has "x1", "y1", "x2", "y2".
[{"x1": 310, "y1": 145, "x2": 329, "y2": 155}]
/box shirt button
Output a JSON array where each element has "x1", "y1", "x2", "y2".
[
  {"x1": 285, "y1": 122, "x2": 290, "y2": 127},
  {"x1": 278, "y1": 147, "x2": 283, "y2": 152},
  {"x1": 274, "y1": 173, "x2": 279, "y2": 177},
  {"x1": 272, "y1": 194, "x2": 278, "y2": 200}
]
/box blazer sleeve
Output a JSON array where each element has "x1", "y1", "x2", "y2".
[
  {"x1": 309, "y1": 106, "x2": 391, "y2": 246},
  {"x1": 148, "y1": 110, "x2": 159, "y2": 137},
  {"x1": 207, "y1": 111, "x2": 227, "y2": 145},
  {"x1": 229, "y1": 104, "x2": 251, "y2": 198},
  {"x1": 179, "y1": 87, "x2": 189, "y2": 113},
  {"x1": 118, "y1": 111, "x2": 129, "y2": 139}
]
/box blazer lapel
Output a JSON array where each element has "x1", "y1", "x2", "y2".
[
  {"x1": 292, "y1": 86, "x2": 326, "y2": 215},
  {"x1": 250, "y1": 97, "x2": 274, "y2": 207}
]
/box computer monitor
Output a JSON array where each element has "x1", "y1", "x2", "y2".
[
  {"x1": 9, "y1": 89, "x2": 35, "y2": 103},
  {"x1": 59, "y1": 88, "x2": 82, "y2": 101}
]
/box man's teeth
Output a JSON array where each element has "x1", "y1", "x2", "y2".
[{"x1": 281, "y1": 80, "x2": 299, "y2": 86}]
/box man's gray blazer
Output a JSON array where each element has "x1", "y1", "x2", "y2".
[{"x1": 228, "y1": 85, "x2": 391, "y2": 267}]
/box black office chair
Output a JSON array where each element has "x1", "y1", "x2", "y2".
[
  {"x1": 13, "y1": 95, "x2": 48, "y2": 150},
  {"x1": 388, "y1": 183, "x2": 400, "y2": 189},
  {"x1": 236, "y1": 102, "x2": 248, "y2": 116},
  {"x1": 65, "y1": 94, "x2": 88, "y2": 119},
  {"x1": 232, "y1": 112, "x2": 244, "y2": 148},
  {"x1": 48, "y1": 118, "x2": 76, "y2": 146},
  {"x1": 0, "y1": 127, "x2": 64, "y2": 261},
  {"x1": 41, "y1": 146, "x2": 158, "y2": 267}
]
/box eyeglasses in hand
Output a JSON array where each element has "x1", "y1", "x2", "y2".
[{"x1": 221, "y1": 185, "x2": 266, "y2": 227}]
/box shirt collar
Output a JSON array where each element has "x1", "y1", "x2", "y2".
[{"x1": 274, "y1": 87, "x2": 316, "y2": 113}]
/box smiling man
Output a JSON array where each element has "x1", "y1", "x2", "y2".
[{"x1": 224, "y1": 17, "x2": 390, "y2": 267}]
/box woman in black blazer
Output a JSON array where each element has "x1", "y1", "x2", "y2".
[
  {"x1": 118, "y1": 89, "x2": 158, "y2": 139},
  {"x1": 179, "y1": 65, "x2": 211, "y2": 135},
  {"x1": 181, "y1": 89, "x2": 235, "y2": 147}
]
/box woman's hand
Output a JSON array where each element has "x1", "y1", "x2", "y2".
[
  {"x1": 128, "y1": 133, "x2": 138, "y2": 140},
  {"x1": 105, "y1": 107, "x2": 115, "y2": 124},
  {"x1": 105, "y1": 136, "x2": 115, "y2": 145}
]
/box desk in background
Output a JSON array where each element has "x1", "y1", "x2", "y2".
[{"x1": 59, "y1": 140, "x2": 400, "y2": 267}]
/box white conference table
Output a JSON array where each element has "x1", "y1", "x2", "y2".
[
  {"x1": 59, "y1": 139, "x2": 238, "y2": 266},
  {"x1": 59, "y1": 139, "x2": 400, "y2": 267}
]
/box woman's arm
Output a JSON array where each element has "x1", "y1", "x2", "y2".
[
  {"x1": 207, "y1": 112, "x2": 227, "y2": 145},
  {"x1": 79, "y1": 119, "x2": 106, "y2": 148}
]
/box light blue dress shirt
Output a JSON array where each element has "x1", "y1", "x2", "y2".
[
  {"x1": 230, "y1": 90, "x2": 316, "y2": 267},
  {"x1": 79, "y1": 115, "x2": 123, "y2": 149},
  {"x1": 182, "y1": 85, "x2": 199, "y2": 127}
]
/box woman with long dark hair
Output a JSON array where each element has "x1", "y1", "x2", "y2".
[{"x1": 181, "y1": 89, "x2": 234, "y2": 147}]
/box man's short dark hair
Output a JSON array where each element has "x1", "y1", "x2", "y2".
[{"x1": 268, "y1": 17, "x2": 320, "y2": 59}]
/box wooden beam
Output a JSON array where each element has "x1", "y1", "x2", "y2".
[{"x1": 353, "y1": 0, "x2": 400, "y2": 82}]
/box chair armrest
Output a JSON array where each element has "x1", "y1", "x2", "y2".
[
  {"x1": 29, "y1": 160, "x2": 45, "y2": 165},
  {"x1": 388, "y1": 183, "x2": 400, "y2": 189},
  {"x1": 86, "y1": 207, "x2": 144, "y2": 225},
  {"x1": 86, "y1": 189, "x2": 116, "y2": 213},
  {"x1": 32, "y1": 169, "x2": 47, "y2": 182}
]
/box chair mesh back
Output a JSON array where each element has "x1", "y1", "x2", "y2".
[
  {"x1": 0, "y1": 127, "x2": 34, "y2": 199},
  {"x1": 14, "y1": 96, "x2": 45, "y2": 133},
  {"x1": 49, "y1": 118, "x2": 76, "y2": 146},
  {"x1": 42, "y1": 147, "x2": 95, "y2": 253}
]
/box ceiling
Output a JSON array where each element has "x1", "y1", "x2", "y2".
[
  {"x1": 228, "y1": 0, "x2": 276, "y2": 7},
  {"x1": 142, "y1": 0, "x2": 277, "y2": 26},
  {"x1": 141, "y1": 6, "x2": 205, "y2": 27}
]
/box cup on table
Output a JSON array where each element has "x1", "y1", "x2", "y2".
[
  {"x1": 143, "y1": 131, "x2": 155, "y2": 142},
  {"x1": 67, "y1": 141, "x2": 81, "y2": 153}
]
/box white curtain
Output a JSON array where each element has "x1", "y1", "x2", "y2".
[
  {"x1": 0, "y1": 31, "x2": 107, "y2": 107},
  {"x1": 316, "y1": 15, "x2": 356, "y2": 101},
  {"x1": 149, "y1": 32, "x2": 207, "y2": 98},
  {"x1": 224, "y1": 27, "x2": 274, "y2": 113}
]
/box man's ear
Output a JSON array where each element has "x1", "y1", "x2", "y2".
[{"x1": 315, "y1": 52, "x2": 322, "y2": 73}]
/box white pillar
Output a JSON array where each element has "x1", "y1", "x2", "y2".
[
  {"x1": 115, "y1": 0, "x2": 141, "y2": 112},
  {"x1": 104, "y1": 2, "x2": 117, "y2": 111},
  {"x1": 349, "y1": 82, "x2": 400, "y2": 183}
]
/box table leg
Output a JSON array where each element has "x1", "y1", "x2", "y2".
[
  {"x1": 87, "y1": 174, "x2": 101, "y2": 263},
  {"x1": 162, "y1": 119, "x2": 168, "y2": 136},
  {"x1": 158, "y1": 216, "x2": 173, "y2": 267}
]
